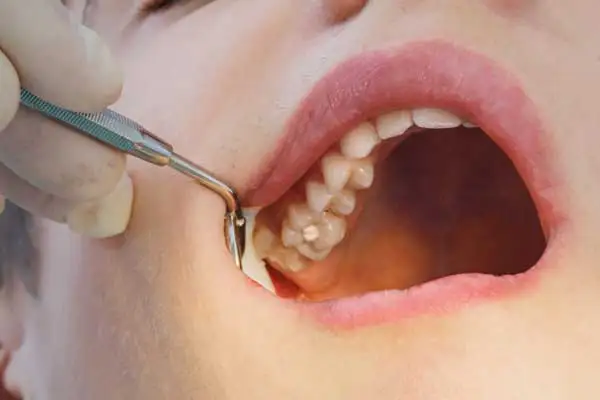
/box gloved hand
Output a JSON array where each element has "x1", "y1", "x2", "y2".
[{"x1": 0, "y1": 0, "x2": 133, "y2": 238}]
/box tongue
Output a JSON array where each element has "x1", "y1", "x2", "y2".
[{"x1": 263, "y1": 128, "x2": 546, "y2": 301}]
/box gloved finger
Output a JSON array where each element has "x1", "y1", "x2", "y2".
[
  {"x1": 0, "y1": 50, "x2": 19, "y2": 132},
  {"x1": 0, "y1": 161, "x2": 76, "y2": 222},
  {"x1": 67, "y1": 174, "x2": 134, "y2": 238},
  {"x1": 0, "y1": 162, "x2": 133, "y2": 238},
  {"x1": 0, "y1": 107, "x2": 126, "y2": 202},
  {"x1": 0, "y1": 0, "x2": 121, "y2": 112}
]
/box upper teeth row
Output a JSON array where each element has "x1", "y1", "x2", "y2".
[
  {"x1": 340, "y1": 108, "x2": 474, "y2": 159},
  {"x1": 253, "y1": 108, "x2": 476, "y2": 272}
]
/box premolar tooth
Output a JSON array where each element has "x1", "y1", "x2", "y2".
[
  {"x1": 288, "y1": 204, "x2": 316, "y2": 230},
  {"x1": 349, "y1": 159, "x2": 374, "y2": 189},
  {"x1": 375, "y1": 110, "x2": 413, "y2": 139},
  {"x1": 313, "y1": 213, "x2": 347, "y2": 251},
  {"x1": 330, "y1": 190, "x2": 356, "y2": 215},
  {"x1": 339, "y1": 122, "x2": 380, "y2": 159},
  {"x1": 306, "y1": 181, "x2": 332, "y2": 213},
  {"x1": 322, "y1": 153, "x2": 352, "y2": 192},
  {"x1": 412, "y1": 108, "x2": 462, "y2": 129},
  {"x1": 463, "y1": 121, "x2": 477, "y2": 128},
  {"x1": 281, "y1": 221, "x2": 303, "y2": 247}
]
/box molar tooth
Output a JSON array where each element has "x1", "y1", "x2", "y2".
[
  {"x1": 322, "y1": 153, "x2": 352, "y2": 192},
  {"x1": 330, "y1": 190, "x2": 356, "y2": 215},
  {"x1": 296, "y1": 243, "x2": 331, "y2": 261},
  {"x1": 348, "y1": 159, "x2": 374, "y2": 189},
  {"x1": 312, "y1": 213, "x2": 347, "y2": 251},
  {"x1": 281, "y1": 221, "x2": 303, "y2": 247},
  {"x1": 287, "y1": 204, "x2": 317, "y2": 230},
  {"x1": 264, "y1": 239, "x2": 311, "y2": 273},
  {"x1": 375, "y1": 110, "x2": 413, "y2": 139},
  {"x1": 283, "y1": 249, "x2": 310, "y2": 272},
  {"x1": 302, "y1": 225, "x2": 320, "y2": 242},
  {"x1": 254, "y1": 226, "x2": 279, "y2": 258},
  {"x1": 264, "y1": 246, "x2": 290, "y2": 270},
  {"x1": 412, "y1": 108, "x2": 462, "y2": 129},
  {"x1": 306, "y1": 181, "x2": 332, "y2": 213},
  {"x1": 339, "y1": 122, "x2": 380, "y2": 159}
]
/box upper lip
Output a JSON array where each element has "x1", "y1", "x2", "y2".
[{"x1": 245, "y1": 39, "x2": 565, "y2": 237}]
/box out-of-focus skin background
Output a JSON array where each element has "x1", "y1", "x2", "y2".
[{"x1": 0, "y1": 350, "x2": 16, "y2": 399}]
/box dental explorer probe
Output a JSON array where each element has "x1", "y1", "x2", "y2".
[{"x1": 19, "y1": 88, "x2": 246, "y2": 269}]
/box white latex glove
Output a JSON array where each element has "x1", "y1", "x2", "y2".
[{"x1": 0, "y1": 0, "x2": 133, "y2": 238}]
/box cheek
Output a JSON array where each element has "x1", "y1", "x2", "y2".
[{"x1": 112, "y1": 3, "x2": 304, "y2": 145}]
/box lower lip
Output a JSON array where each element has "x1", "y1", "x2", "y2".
[
  {"x1": 278, "y1": 236, "x2": 569, "y2": 329},
  {"x1": 290, "y1": 262, "x2": 544, "y2": 329}
]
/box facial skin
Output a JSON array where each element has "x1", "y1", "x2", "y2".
[{"x1": 0, "y1": 0, "x2": 599, "y2": 398}]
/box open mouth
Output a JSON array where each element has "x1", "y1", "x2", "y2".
[
  {"x1": 248, "y1": 110, "x2": 546, "y2": 301},
  {"x1": 242, "y1": 41, "x2": 564, "y2": 326}
]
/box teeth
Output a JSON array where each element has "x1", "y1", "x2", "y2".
[
  {"x1": 348, "y1": 159, "x2": 374, "y2": 189},
  {"x1": 266, "y1": 244, "x2": 310, "y2": 273},
  {"x1": 322, "y1": 153, "x2": 352, "y2": 192},
  {"x1": 288, "y1": 204, "x2": 317, "y2": 230},
  {"x1": 257, "y1": 107, "x2": 476, "y2": 275},
  {"x1": 312, "y1": 213, "x2": 347, "y2": 251},
  {"x1": 301, "y1": 225, "x2": 320, "y2": 242},
  {"x1": 330, "y1": 190, "x2": 356, "y2": 215},
  {"x1": 254, "y1": 226, "x2": 279, "y2": 258},
  {"x1": 242, "y1": 217, "x2": 275, "y2": 292},
  {"x1": 283, "y1": 250, "x2": 310, "y2": 272},
  {"x1": 339, "y1": 122, "x2": 380, "y2": 159},
  {"x1": 296, "y1": 243, "x2": 331, "y2": 261},
  {"x1": 412, "y1": 108, "x2": 462, "y2": 129},
  {"x1": 306, "y1": 181, "x2": 332, "y2": 213},
  {"x1": 281, "y1": 221, "x2": 304, "y2": 247},
  {"x1": 375, "y1": 110, "x2": 413, "y2": 139}
]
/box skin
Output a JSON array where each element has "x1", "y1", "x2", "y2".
[{"x1": 1, "y1": 0, "x2": 600, "y2": 398}]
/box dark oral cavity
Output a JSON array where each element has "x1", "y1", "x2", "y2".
[{"x1": 252, "y1": 125, "x2": 546, "y2": 301}]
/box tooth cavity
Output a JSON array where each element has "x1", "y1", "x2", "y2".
[
  {"x1": 302, "y1": 225, "x2": 320, "y2": 242},
  {"x1": 376, "y1": 110, "x2": 413, "y2": 139},
  {"x1": 348, "y1": 159, "x2": 374, "y2": 189},
  {"x1": 322, "y1": 153, "x2": 352, "y2": 192},
  {"x1": 306, "y1": 181, "x2": 332, "y2": 213},
  {"x1": 412, "y1": 108, "x2": 462, "y2": 129},
  {"x1": 340, "y1": 122, "x2": 380, "y2": 159},
  {"x1": 330, "y1": 190, "x2": 356, "y2": 215}
]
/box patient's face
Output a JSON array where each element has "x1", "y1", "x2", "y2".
[{"x1": 2, "y1": 1, "x2": 600, "y2": 399}]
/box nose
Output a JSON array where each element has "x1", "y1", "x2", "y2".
[{"x1": 322, "y1": 0, "x2": 369, "y2": 23}]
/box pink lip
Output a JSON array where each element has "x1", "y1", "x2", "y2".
[{"x1": 244, "y1": 40, "x2": 568, "y2": 329}]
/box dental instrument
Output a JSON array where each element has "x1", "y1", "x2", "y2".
[{"x1": 19, "y1": 88, "x2": 246, "y2": 269}]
